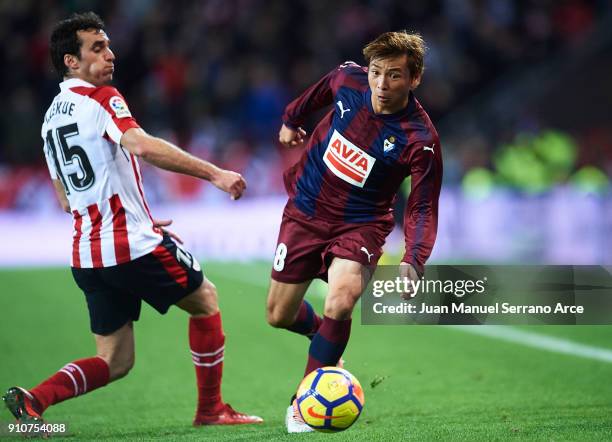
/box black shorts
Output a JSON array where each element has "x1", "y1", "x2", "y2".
[{"x1": 72, "y1": 234, "x2": 204, "y2": 335}]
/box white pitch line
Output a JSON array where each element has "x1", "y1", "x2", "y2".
[{"x1": 452, "y1": 325, "x2": 612, "y2": 364}]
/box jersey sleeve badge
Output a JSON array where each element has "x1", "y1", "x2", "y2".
[{"x1": 109, "y1": 96, "x2": 132, "y2": 118}]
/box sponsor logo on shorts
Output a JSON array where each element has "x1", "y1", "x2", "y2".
[
  {"x1": 323, "y1": 129, "x2": 375, "y2": 187},
  {"x1": 109, "y1": 96, "x2": 132, "y2": 118}
]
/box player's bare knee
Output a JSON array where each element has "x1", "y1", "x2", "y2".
[
  {"x1": 324, "y1": 298, "x2": 354, "y2": 320},
  {"x1": 177, "y1": 279, "x2": 219, "y2": 316},
  {"x1": 266, "y1": 295, "x2": 299, "y2": 328},
  {"x1": 266, "y1": 306, "x2": 294, "y2": 328},
  {"x1": 197, "y1": 279, "x2": 219, "y2": 314},
  {"x1": 323, "y1": 275, "x2": 362, "y2": 320},
  {"x1": 325, "y1": 288, "x2": 359, "y2": 320},
  {"x1": 266, "y1": 279, "x2": 310, "y2": 328},
  {"x1": 202, "y1": 279, "x2": 218, "y2": 303}
]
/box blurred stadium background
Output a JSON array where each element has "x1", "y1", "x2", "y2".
[
  {"x1": 2, "y1": 2, "x2": 612, "y2": 440},
  {"x1": 0, "y1": 0, "x2": 611, "y2": 266}
]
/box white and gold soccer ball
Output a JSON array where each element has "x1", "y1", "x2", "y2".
[{"x1": 296, "y1": 367, "x2": 365, "y2": 432}]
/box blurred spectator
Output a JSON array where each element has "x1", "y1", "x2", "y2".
[{"x1": 0, "y1": 0, "x2": 608, "y2": 209}]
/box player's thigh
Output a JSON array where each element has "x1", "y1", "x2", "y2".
[
  {"x1": 266, "y1": 279, "x2": 312, "y2": 327},
  {"x1": 325, "y1": 257, "x2": 371, "y2": 320},
  {"x1": 120, "y1": 234, "x2": 205, "y2": 316},
  {"x1": 175, "y1": 276, "x2": 218, "y2": 316},
  {"x1": 72, "y1": 267, "x2": 140, "y2": 336},
  {"x1": 94, "y1": 321, "x2": 135, "y2": 381},
  {"x1": 326, "y1": 220, "x2": 393, "y2": 269}
]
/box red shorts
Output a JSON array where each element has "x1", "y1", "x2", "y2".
[{"x1": 270, "y1": 201, "x2": 394, "y2": 283}]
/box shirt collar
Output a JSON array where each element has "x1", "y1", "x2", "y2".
[{"x1": 59, "y1": 78, "x2": 96, "y2": 91}]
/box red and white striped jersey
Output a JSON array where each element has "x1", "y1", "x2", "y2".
[{"x1": 41, "y1": 78, "x2": 162, "y2": 268}]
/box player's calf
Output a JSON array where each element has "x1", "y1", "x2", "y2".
[
  {"x1": 95, "y1": 322, "x2": 135, "y2": 381},
  {"x1": 301, "y1": 259, "x2": 363, "y2": 374},
  {"x1": 289, "y1": 301, "x2": 322, "y2": 337},
  {"x1": 98, "y1": 352, "x2": 134, "y2": 381}
]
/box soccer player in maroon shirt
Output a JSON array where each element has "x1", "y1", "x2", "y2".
[
  {"x1": 265, "y1": 31, "x2": 443, "y2": 432},
  {"x1": 2, "y1": 12, "x2": 262, "y2": 430}
]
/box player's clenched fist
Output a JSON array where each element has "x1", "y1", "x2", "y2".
[
  {"x1": 212, "y1": 169, "x2": 247, "y2": 200},
  {"x1": 278, "y1": 124, "x2": 307, "y2": 147}
]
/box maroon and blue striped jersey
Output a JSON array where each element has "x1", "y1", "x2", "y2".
[{"x1": 281, "y1": 61, "x2": 442, "y2": 274}]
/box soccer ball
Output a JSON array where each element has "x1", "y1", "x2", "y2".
[{"x1": 296, "y1": 367, "x2": 365, "y2": 432}]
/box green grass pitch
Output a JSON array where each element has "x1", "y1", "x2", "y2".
[{"x1": 1, "y1": 263, "x2": 611, "y2": 441}]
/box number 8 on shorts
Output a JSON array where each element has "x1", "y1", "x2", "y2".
[{"x1": 273, "y1": 243, "x2": 287, "y2": 272}]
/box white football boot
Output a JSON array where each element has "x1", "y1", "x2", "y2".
[{"x1": 286, "y1": 400, "x2": 314, "y2": 433}]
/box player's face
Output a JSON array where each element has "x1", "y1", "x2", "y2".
[
  {"x1": 368, "y1": 55, "x2": 419, "y2": 114},
  {"x1": 70, "y1": 29, "x2": 115, "y2": 86}
]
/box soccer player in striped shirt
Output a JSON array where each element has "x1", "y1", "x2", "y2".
[
  {"x1": 264, "y1": 31, "x2": 443, "y2": 432},
  {"x1": 2, "y1": 12, "x2": 262, "y2": 429}
]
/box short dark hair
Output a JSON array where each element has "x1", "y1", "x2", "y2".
[
  {"x1": 50, "y1": 12, "x2": 105, "y2": 77},
  {"x1": 363, "y1": 31, "x2": 426, "y2": 80}
]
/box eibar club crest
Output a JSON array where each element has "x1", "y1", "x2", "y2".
[{"x1": 383, "y1": 136, "x2": 396, "y2": 152}]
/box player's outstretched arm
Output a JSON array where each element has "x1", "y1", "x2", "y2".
[{"x1": 121, "y1": 128, "x2": 246, "y2": 200}]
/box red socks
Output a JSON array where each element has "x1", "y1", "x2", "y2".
[
  {"x1": 305, "y1": 315, "x2": 351, "y2": 376},
  {"x1": 26, "y1": 314, "x2": 226, "y2": 416},
  {"x1": 30, "y1": 357, "x2": 110, "y2": 412},
  {"x1": 189, "y1": 312, "x2": 225, "y2": 414}
]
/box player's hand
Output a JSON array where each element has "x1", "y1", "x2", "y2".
[
  {"x1": 399, "y1": 262, "x2": 419, "y2": 300},
  {"x1": 279, "y1": 124, "x2": 307, "y2": 148},
  {"x1": 211, "y1": 169, "x2": 247, "y2": 200},
  {"x1": 153, "y1": 219, "x2": 184, "y2": 244}
]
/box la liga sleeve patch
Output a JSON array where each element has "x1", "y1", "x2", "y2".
[{"x1": 109, "y1": 96, "x2": 132, "y2": 118}]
